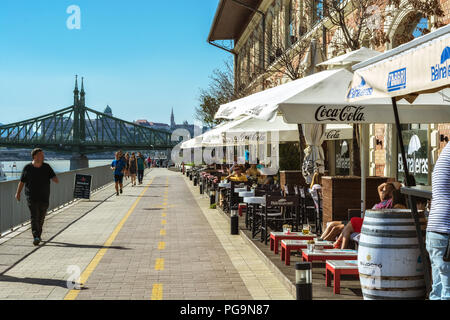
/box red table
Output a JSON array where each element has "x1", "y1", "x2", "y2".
[
  {"x1": 301, "y1": 249, "x2": 358, "y2": 263},
  {"x1": 269, "y1": 232, "x2": 317, "y2": 255},
  {"x1": 280, "y1": 240, "x2": 334, "y2": 266},
  {"x1": 326, "y1": 260, "x2": 359, "y2": 294}
]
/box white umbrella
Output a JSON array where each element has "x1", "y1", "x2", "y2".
[
  {"x1": 347, "y1": 24, "x2": 450, "y2": 103},
  {"x1": 317, "y1": 47, "x2": 381, "y2": 67}
]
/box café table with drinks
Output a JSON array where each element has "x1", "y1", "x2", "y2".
[
  {"x1": 281, "y1": 239, "x2": 334, "y2": 266},
  {"x1": 269, "y1": 226, "x2": 317, "y2": 255}
]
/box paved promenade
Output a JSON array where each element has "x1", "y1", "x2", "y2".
[{"x1": 0, "y1": 169, "x2": 292, "y2": 300}]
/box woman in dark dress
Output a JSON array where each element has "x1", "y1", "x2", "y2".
[{"x1": 129, "y1": 153, "x2": 138, "y2": 186}]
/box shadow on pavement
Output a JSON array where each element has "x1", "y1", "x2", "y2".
[
  {"x1": 142, "y1": 208, "x2": 162, "y2": 211},
  {"x1": 0, "y1": 275, "x2": 87, "y2": 290},
  {"x1": 43, "y1": 241, "x2": 131, "y2": 250}
]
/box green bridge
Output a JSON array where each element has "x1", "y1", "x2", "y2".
[{"x1": 0, "y1": 77, "x2": 176, "y2": 169}]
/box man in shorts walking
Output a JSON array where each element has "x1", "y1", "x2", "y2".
[
  {"x1": 15, "y1": 148, "x2": 59, "y2": 246},
  {"x1": 137, "y1": 152, "x2": 145, "y2": 185},
  {"x1": 112, "y1": 152, "x2": 126, "y2": 196}
]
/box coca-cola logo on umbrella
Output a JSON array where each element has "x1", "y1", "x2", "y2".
[
  {"x1": 315, "y1": 105, "x2": 366, "y2": 122},
  {"x1": 325, "y1": 130, "x2": 341, "y2": 139}
]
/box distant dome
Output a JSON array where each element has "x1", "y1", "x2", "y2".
[{"x1": 104, "y1": 106, "x2": 112, "y2": 115}]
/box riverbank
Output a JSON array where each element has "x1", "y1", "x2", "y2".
[{"x1": 0, "y1": 160, "x2": 113, "y2": 181}]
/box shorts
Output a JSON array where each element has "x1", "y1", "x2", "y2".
[
  {"x1": 350, "y1": 217, "x2": 364, "y2": 234},
  {"x1": 114, "y1": 175, "x2": 124, "y2": 184}
]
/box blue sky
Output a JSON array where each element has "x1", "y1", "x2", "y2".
[{"x1": 0, "y1": 0, "x2": 228, "y2": 125}]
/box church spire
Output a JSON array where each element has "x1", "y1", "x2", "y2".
[
  {"x1": 80, "y1": 77, "x2": 86, "y2": 107},
  {"x1": 170, "y1": 107, "x2": 175, "y2": 129},
  {"x1": 73, "y1": 75, "x2": 80, "y2": 106}
]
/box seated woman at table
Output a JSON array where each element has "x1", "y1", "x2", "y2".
[
  {"x1": 392, "y1": 189, "x2": 407, "y2": 209},
  {"x1": 246, "y1": 164, "x2": 261, "y2": 179},
  {"x1": 332, "y1": 182, "x2": 399, "y2": 249},
  {"x1": 225, "y1": 166, "x2": 248, "y2": 182}
]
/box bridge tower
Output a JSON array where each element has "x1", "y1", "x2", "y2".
[{"x1": 70, "y1": 76, "x2": 89, "y2": 170}]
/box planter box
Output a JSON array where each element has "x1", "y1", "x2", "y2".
[
  {"x1": 279, "y1": 171, "x2": 307, "y2": 191},
  {"x1": 321, "y1": 176, "x2": 395, "y2": 228}
]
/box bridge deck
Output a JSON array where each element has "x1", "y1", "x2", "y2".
[{"x1": 0, "y1": 169, "x2": 292, "y2": 300}]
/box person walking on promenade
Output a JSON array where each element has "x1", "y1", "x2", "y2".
[
  {"x1": 111, "y1": 152, "x2": 126, "y2": 196},
  {"x1": 15, "y1": 148, "x2": 59, "y2": 246},
  {"x1": 124, "y1": 153, "x2": 130, "y2": 180},
  {"x1": 129, "y1": 152, "x2": 138, "y2": 187},
  {"x1": 137, "y1": 152, "x2": 145, "y2": 185},
  {"x1": 147, "y1": 156, "x2": 152, "y2": 168},
  {"x1": 426, "y1": 142, "x2": 450, "y2": 300}
]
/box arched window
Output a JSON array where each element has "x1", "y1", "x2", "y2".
[{"x1": 392, "y1": 13, "x2": 429, "y2": 48}]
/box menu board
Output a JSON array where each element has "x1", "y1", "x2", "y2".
[{"x1": 74, "y1": 174, "x2": 92, "y2": 200}]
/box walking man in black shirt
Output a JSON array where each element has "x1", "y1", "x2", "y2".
[{"x1": 15, "y1": 148, "x2": 59, "y2": 246}]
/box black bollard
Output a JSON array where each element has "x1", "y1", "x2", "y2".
[
  {"x1": 193, "y1": 176, "x2": 197, "y2": 186},
  {"x1": 210, "y1": 190, "x2": 216, "y2": 206},
  {"x1": 199, "y1": 182, "x2": 203, "y2": 194},
  {"x1": 231, "y1": 208, "x2": 239, "y2": 235},
  {"x1": 295, "y1": 262, "x2": 313, "y2": 300}
]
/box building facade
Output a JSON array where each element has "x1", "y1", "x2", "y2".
[{"x1": 209, "y1": 0, "x2": 450, "y2": 184}]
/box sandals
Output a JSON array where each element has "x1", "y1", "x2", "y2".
[{"x1": 333, "y1": 238, "x2": 342, "y2": 249}]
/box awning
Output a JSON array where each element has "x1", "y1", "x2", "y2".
[
  {"x1": 208, "y1": 0, "x2": 262, "y2": 42},
  {"x1": 215, "y1": 68, "x2": 450, "y2": 124},
  {"x1": 347, "y1": 24, "x2": 450, "y2": 103}
]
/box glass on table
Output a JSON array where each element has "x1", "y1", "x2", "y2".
[{"x1": 302, "y1": 224, "x2": 311, "y2": 235}]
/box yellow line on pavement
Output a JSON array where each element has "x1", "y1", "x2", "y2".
[
  {"x1": 161, "y1": 220, "x2": 166, "y2": 225},
  {"x1": 158, "y1": 242, "x2": 165, "y2": 250},
  {"x1": 151, "y1": 284, "x2": 163, "y2": 300},
  {"x1": 160, "y1": 229, "x2": 166, "y2": 236},
  {"x1": 64, "y1": 178, "x2": 154, "y2": 300},
  {"x1": 155, "y1": 258, "x2": 165, "y2": 271}
]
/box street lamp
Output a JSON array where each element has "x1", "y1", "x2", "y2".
[{"x1": 295, "y1": 262, "x2": 313, "y2": 300}]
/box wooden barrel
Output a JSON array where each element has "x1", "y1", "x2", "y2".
[{"x1": 358, "y1": 209, "x2": 427, "y2": 300}]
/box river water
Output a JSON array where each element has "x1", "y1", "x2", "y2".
[{"x1": 0, "y1": 159, "x2": 112, "y2": 181}]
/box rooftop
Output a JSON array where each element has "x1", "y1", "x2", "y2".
[{"x1": 208, "y1": 0, "x2": 262, "y2": 43}]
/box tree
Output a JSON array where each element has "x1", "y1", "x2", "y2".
[
  {"x1": 195, "y1": 59, "x2": 250, "y2": 127},
  {"x1": 259, "y1": 33, "x2": 314, "y2": 82}
]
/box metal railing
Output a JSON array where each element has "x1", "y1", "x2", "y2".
[{"x1": 0, "y1": 165, "x2": 114, "y2": 235}]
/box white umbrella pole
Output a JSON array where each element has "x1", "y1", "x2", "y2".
[{"x1": 360, "y1": 124, "x2": 369, "y2": 217}]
